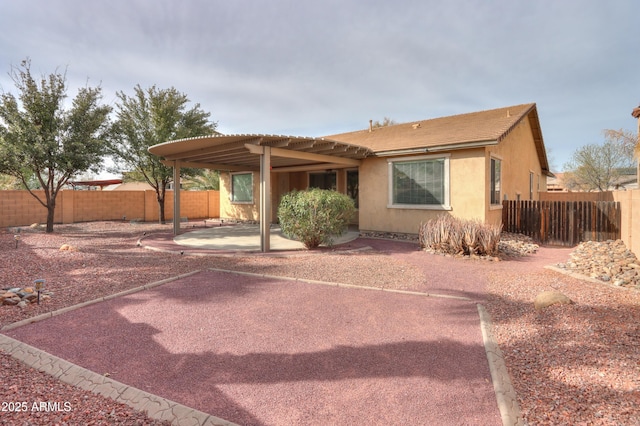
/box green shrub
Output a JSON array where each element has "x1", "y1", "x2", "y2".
[
  {"x1": 278, "y1": 188, "x2": 355, "y2": 249},
  {"x1": 418, "y1": 214, "x2": 502, "y2": 256}
]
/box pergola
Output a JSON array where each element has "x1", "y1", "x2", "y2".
[{"x1": 148, "y1": 134, "x2": 373, "y2": 252}]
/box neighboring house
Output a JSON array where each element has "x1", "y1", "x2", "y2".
[
  {"x1": 546, "y1": 173, "x2": 566, "y2": 192},
  {"x1": 149, "y1": 103, "x2": 552, "y2": 249},
  {"x1": 68, "y1": 179, "x2": 123, "y2": 190},
  {"x1": 106, "y1": 181, "x2": 154, "y2": 191},
  {"x1": 612, "y1": 172, "x2": 638, "y2": 190}
]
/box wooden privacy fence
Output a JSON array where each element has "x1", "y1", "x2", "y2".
[{"x1": 502, "y1": 200, "x2": 621, "y2": 246}]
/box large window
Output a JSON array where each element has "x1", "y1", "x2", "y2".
[
  {"x1": 231, "y1": 172, "x2": 253, "y2": 203},
  {"x1": 309, "y1": 171, "x2": 337, "y2": 190},
  {"x1": 388, "y1": 155, "x2": 449, "y2": 209},
  {"x1": 490, "y1": 158, "x2": 501, "y2": 205}
]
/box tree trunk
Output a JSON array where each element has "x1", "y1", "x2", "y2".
[
  {"x1": 158, "y1": 196, "x2": 165, "y2": 224},
  {"x1": 46, "y1": 202, "x2": 55, "y2": 233}
]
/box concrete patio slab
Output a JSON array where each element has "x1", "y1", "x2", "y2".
[{"x1": 173, "y1": 223, "x2": 359, "y2": 251}]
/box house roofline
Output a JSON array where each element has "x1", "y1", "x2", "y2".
[{"x1": 375, "y1": 140, "x2": 499, "y2": 157}]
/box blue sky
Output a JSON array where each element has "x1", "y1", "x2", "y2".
[{"x1": 1, "y1": 0, "x2": 638, "y2": 174}]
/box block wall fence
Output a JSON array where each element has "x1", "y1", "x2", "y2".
[
  {"x1": 0, "y1": 190, "x2": 220, "y2": 228},
  {"x1": 540, "y1": 189, "x2": 640, "y2": 258}
]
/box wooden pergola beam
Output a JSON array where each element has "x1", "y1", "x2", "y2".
[{"x1": 244, "y1": 144, "x2": 361, "y2": 166}]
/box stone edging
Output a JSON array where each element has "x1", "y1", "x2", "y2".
[
  {"x1": 477, "y1": 304, "x2": 524, "y2": 426},
  {"x1": 1, "y1": 268, "x2": 515, "y2": 425},
  {"x1": 1, "y1": 271, "x2": 202, "y2": 333},
  {"x1": 544, "y1": 265, "x2": 637, "y2": 292},
  {"x1": 0, "y1": 334, "x2": 235, "y2": 426},
  {"x1": 0, "y1": 271, "x2": 237, "y2": 426}
]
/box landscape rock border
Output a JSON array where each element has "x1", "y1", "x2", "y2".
[{"x1": 554, "y1": 239, "x2": 640, "y2": 289}]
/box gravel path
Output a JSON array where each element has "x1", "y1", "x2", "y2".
[
  {"x1": 4, "y1": 269, "x2": 501, "y2": 425},
  {"x1": 1, "y1": 221, "x2": 639, "y2": 425}
]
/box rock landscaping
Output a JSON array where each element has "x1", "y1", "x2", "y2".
[
  {"x1": 360, "y1": 231, "x2": 541, "y2": 260},
  {"x1": 423, "y1": 232, "x2": 540, "y2": 260},
  {"x1": 533, "y1": 290, "x2": 574, "y2": 310},
  {"x1": 555, "y1": 239, "x2": 640, "y2": 289},
  {"x1": 1, "y1": 286, "x2": 52, "y2": 308}
]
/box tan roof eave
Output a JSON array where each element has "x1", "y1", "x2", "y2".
[
  {"x1": 244, "y1": 144, "x2": 361, "y2": 166},
  {"x1": 160, "y1": 160, "x2": 258, "y2": 172},
  {"x1": 375, "y1": 140, "x2": 498, "y2": 157}
]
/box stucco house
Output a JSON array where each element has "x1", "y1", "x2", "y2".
[{"x1": 149, "y1": 103, "x2": 551, "y2": 251}]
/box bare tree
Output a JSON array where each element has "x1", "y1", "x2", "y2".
[
  {"x1": 603, "y1": 128, "x2": 638, "y2": 160},
  {"x1": 372, "y1": 117, "x2": 397, "y2": 128},
  {"x1": 563, "y1": 139, "x2": 634, "y2": 191}
]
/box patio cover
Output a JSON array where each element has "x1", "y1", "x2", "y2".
[{"x1": 148, "y1": 134, "x2": 373, "y2": 252}]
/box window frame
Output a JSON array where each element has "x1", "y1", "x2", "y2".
[
  {"x1": 490, "y1": 156, "x2": 502, "y2": 207},
  {"x1": 308, "y1": 171, "x2": 337, "y2": 191},
  {"x1": 346, "y1": 168, "x2": 359, "y2": 209},
  {"x1": 529, "y1": 171, "x2": 534, "y2": 200},
  {"x1": 230, "y1": 172, "x2": 254, "y2": 204},
  {"x1": 387, "y1": 154, "x2": 451, "y2": 210}
]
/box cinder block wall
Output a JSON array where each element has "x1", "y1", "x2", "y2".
[
  {"x1": 72, "y1": 191, "x2": 147, "y2": 222},
  {"x1": 0, "y1": 190, "x2": 58, "y2": 226},
  {"x1": 0, "y1": 189, "x2": 220, "y2": 227}
]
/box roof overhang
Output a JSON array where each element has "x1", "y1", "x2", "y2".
[
  {"x1": 374, "y1": 140, "x2": 499, "y2": 157},
  {"x1": 148, "y1": 134, "x2": 373, "y2": 171},
  {"x1": 523, "y1": 106, "x2": 554, "y2": 177}
]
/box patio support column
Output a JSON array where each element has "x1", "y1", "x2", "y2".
[
  {"x1": 173, "y1": 161, "x2": 181, "y2": 235},
  {"x1": 260, "y1": 146, "x2": 271, "y2": 252}
]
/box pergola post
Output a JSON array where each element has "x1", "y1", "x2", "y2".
[
  {"x1": 173, "y1": 161, "x2": 181, "y2": 235},
  {"x1": 260, "y1": 146, "x2": 271, "y2": 252}
]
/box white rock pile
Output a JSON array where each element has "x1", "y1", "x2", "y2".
[{"x1": 556, "y1": 239, "x2": 640, "y2": 289}]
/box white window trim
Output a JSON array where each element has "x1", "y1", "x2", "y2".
[
  {"x1": 387, "y1": 154, "x2": 451, "y2": 210},
  {"x1": 230, "y1": 172, "x2": 254, "y2": 204},
  {"x1": 489, "y1": 155, "x2": 502, "y2": 209},
  {"x1": 529, "y1": 170, "x2": 535, "y2": 200}
]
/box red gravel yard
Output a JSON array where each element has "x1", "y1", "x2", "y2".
[
  {"x1": 2, "y1": 222, "x2": 639, "y2": 425},
  {"x1": 3, "y1": 269, "x2": 501, "y2": 425}
]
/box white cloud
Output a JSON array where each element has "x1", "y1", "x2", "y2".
[{"x1": 0, "y1": 0, "x2": 638, "y2": 171}]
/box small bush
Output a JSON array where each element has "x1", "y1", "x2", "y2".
[
  {"x1": 419, "y1": 214, "x2": 502, "y2": 256},
  {"x1": 278, "y1": 188, "x2": 355, "y2": 249}
]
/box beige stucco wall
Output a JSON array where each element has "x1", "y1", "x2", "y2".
[
  {"x1": 216, "y1": 116, "x2": 548, "y2": 234},
  {"x1": 485, "y1": 115, "x2": 547, "y2": 225},
  {"x1": 220, "y1": 168, "x2": 359, "y2": 224},
  {"x1": 358, "y1": 151, "x2": 489, "y2": 234},
  {"x1": 487, "y1": 115, "x2": 546, "y2": 202},
  {"x1": 358, "y1": 116, "x2": 548, "y2": 233},
  {"x1": 220, "y1": 171, "x2": 260, "y2": 221},
  {"x1": 613, "y1": 190, "x2": 639, "y2": 258}
]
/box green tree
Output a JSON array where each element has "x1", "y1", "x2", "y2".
[
  {"x1": 0, "y1": 59, "x2": 111, "y2": 232},
  {"x1": 563, "y1": 139, "x2": 634, "y2": 191},
  {"x1": 108, "y1": 85, "x2": 217, "y2": 223},
  {"x1": 0, "y1": 174, "x2": 21, "y2": 190},
  {"x1": 184, "y1": 169, "x2": 220, "y2": 190}
]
